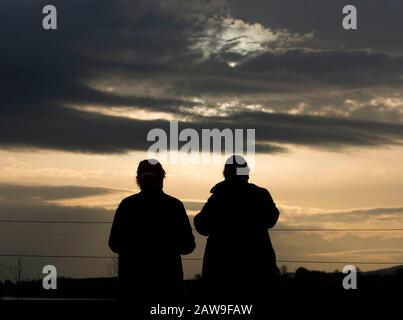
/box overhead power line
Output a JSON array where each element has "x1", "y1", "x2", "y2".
[
  {"x1": 1, "y1": 220, "x2": 402, "y2": 232},
  {"x1": 0, "y1": 254, "x2": 402, "y2": 265}
]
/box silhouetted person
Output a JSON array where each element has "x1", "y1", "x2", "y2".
[
  {"x1": 109, "y1": 160, "x2": 195, "y2": 301},
  {"x1": 194, "y1": 155, "x2": 280, "y2": 298}
]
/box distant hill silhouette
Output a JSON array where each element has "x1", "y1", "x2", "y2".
[{"x1": 363, "y1": 264, "x2": 403, "y2": 276}]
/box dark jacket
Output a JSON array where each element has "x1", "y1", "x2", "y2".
[
  {"x1": 194, "y1": 180, "x2": 280, "y2": 296},
  {"x1": 109, "y1": 190, "x2": 195, "y2": 299}
]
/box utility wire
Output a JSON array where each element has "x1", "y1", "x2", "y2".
[
  {"x1": 1, "y1": 220, "x2": 402, "y2": 232},
  {"x1": 0, "y1": 254, "x2": 402, "y2": 265}
]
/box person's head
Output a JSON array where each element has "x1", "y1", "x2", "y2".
[
  {"x1": 223, "y1": 155, "x2": 250, "y2": 183},
  {"x1": 136, "y1": 159, "x2": 166, "y2": 191}
]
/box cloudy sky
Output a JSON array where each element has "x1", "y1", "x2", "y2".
[{"x1": 1, "y1": 0, "x2": 403, "y2": 280}]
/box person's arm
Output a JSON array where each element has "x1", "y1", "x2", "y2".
[
  {"x1": 262, "y1": 189, "x2": 280, "y2": 229},
  {"x1": 108, "y1": 200, "x2": 126, "y2": 253},
  {"x1": 194, "y1": 195, "x2": 216, "y2": 236},
  {"x1": 176, "y1": 202, "x2": 196, "y2": 255}
]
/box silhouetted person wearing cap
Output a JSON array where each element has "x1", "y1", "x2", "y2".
[
  {"x1": 194, "y1": 155, "x2": 280, "y2": 298},
  {"x1": 109, "y1": 160, "x2": 195, "y2": 301}
]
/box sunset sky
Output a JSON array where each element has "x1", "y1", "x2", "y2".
[{"x1": 1, "y1": 0, "x2": 403, "y2": 280}]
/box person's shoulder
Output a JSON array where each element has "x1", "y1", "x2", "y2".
[
  {"x1": 162, "y1": 192, "x2": 184, "y2": 207},
  {"x1": 248, "y1": 183, "x2": 271, "y2": 196},
  {"x1": 210, "y1": 180, "x2": 226, "y2": 194},
  {"x1": 119, "y1": 193, "x2": 141, "y2": 205}
]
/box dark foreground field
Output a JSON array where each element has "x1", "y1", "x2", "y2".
[{"x1": 1, "y1": 266, "x2": 402, "y2": 300}]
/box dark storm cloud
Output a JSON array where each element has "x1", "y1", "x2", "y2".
[
  {"x1": 0, "y1": 184, "x2": 197, "y2": 217},
  {"x1": 1, "y1": 0, "x2": 403, "y2": 154},
  {"x1": 2, "y1": 102, "x2": 403, "y2": 154},
  {"x1": 0, "y1": 103, "x2": 163, "y2": 154},
  {"x1": 280, "y1": 206, "x2": 403, "y2": 227},
  {"x1": 0, "y1": 0, "x2": 206, "y2": 109},
  {"x1": 315, "y1": 207, "x2": 403, "y2": 224},
  {"x1": 0, "y1": 198, "x2": 112, "y2": 221},
  {"x1": 221, "y1": 110, "x2": 403, "y2": 149},
  {"x1": 228, "y1": 0, "x2": 403, "y2": 54},
  {"x1": 168, "y1": 50, "x2": 403, "y2": 96},
  {"x1": 240, "y1": 50, "x2": 403, "y2": 88},
  {"x1": 0, "y1": 184, "x2": 118, "y2": 201}
]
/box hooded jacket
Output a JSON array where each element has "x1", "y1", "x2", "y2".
[{"x1": 194, "y1": 180, "x2": 280, "y2": 295}]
